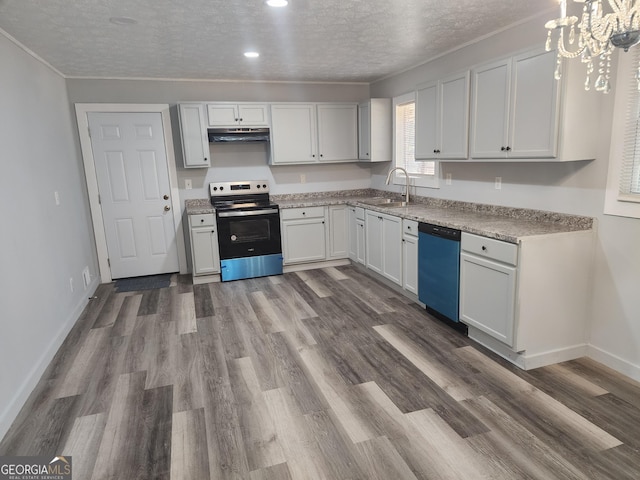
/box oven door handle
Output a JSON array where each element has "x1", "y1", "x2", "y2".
[{"x1": 217, "y1": 208, "x2": 279, "y2": 218}]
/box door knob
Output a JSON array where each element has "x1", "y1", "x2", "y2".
[
  {"x1": 164, "y1": 205, "x2": 171, "y2": 211},
  {"x1": 163, "y1": 194, "x2": 169, "y2": 200}
]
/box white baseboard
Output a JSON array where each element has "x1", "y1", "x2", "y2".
[
  {"x1": 467, "y1": 327, "x2": 588, "y2": 370},
  {"x1": 283, "y1": 258, "x2": 350, "y2": 273},
  {"x1": 587, "y1": 345, "x2": 640, "y2": 383},
  {"x1": 0, "y1": 278, "x2": 100, "y2": 441}
]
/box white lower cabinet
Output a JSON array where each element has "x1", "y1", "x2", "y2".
[
  {"x1": 348, "y1": 206, "x2": 366, "y2": 264},
  {"x1": 402, "y1": 219, "x2": 419, "y2": 295},
  {"x1": 460, "y1": 234, "x2": 517, "y2": 346},
  {"x1": 327, "y1": 205, "x2": 348, "y2": 259},
  {"x1": 460, "y1": 230, "x2": 594, "y2": 370},
  {"x1": 281, "y1": 207, "x2": 326, "y2": 265},
  {"x1": 365, "y1": 210, "x2": 402, "y2": 286},
  {"x1": 189, "y1": 214, "x2": 220, "y2": 275}
]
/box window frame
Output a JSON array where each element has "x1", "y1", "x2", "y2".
[
  {"x1": 392, "y1": 92, "x2": 440, "y2": 190},
  {"x1": 604, "y1": 48, "x2": 640, "y2": 218}
]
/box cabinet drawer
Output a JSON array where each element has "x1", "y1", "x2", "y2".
[
  {"x1": 355, "y1": 206, "x2": 365, "y2": 221},
  {"x1": 190, "y1": 213, "x2": 215, "y2": 227},
  {"x1": 281, "y1": 206, "x2": 325, "y2": 220},
  {"x1": 403, "y1": 219, "x2": 418, "y2": 236},
  {"x1": 461, "y1": 232, "x2": 518, "y2": 265}
]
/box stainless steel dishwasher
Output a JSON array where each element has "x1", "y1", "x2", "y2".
[{"x1": 418, "y1": 223, "x2": 467, "y2": 332}]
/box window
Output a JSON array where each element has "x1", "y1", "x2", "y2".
[
  {"x1": 393, "y1": 93, "x2": 438, "y2": 189},
  {"x1": 605, "y1": 48, "x2": 640, "y2": 218}
]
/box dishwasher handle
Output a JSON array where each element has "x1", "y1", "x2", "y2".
[{"x1": 418, "y1": 222, "x2": 461, "y2": 241}]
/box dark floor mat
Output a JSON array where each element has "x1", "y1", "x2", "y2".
[{"x1": 114, "y1": 273, "x2": 172, "y2": 292}]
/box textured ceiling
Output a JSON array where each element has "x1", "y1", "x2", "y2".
[{"x1": 0, "y1": 0, "x2": 559, "y2": 82}]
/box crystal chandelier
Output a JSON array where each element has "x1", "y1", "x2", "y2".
[{"x1": 545, "y1": 0, "x2": 640, "y2": 93}]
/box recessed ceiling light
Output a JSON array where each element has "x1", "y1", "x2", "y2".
[
  {"x1": 266, "y1": 0, "x2": 288, "y2": 7},
  {"x1": 244, "y1": 51, "x2": 260, "y2": 58},
  {"x1": 109, "y1": 16, "x2": 138, "y2": 25}
]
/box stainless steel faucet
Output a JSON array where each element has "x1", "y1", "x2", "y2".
[{"x1": 385, "y1": 167, "x2": 410, "y2": 204}]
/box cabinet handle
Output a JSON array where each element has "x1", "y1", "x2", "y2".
[
  {"x1": 312, "y1": 154, "x2": 316, "y2": 158},
  {"x1": 204, "y1": 157, "x2": 208, "y2": 162},
  {"x1": 322, "y1": 221, "x2": 325, "y2": 224},
  {"x1": 302, "y1": 211, "x2": 306, "y2": 215},
  {"x1": 239, "y1": 118, "x2": 243, "y2": 122},
  {"x1": 407, "y1": 226, "x2": 412, "y2": 230},
  {"x1": 200, "y1": 219, "x2": 205, "y2": 223},
  {"x1": 320, "y1": 154, "x2": 324, "y2": 158},
  {"x1": 506, "y1": 146, "x2": 511, "y2": 151},
  {"x1": 500, "y1": 147, "x2": 506, "y2": 151},
  {"x1": 482, "y1": 246, "x2": 487, "y2": 251}
]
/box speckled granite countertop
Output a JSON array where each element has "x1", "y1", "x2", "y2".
[{"x1": 185, "y1": 189, "x2": 594, "y2": 244}]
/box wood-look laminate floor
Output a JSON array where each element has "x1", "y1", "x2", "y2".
[{"x1": 2, "y1": 266, "x2": 640, "y2": 479}]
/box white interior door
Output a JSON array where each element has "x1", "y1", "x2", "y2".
[{"x1": 88, "y1": 112, "x2": 179, "y2": 279}]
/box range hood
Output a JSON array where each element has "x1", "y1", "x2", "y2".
[{"x1": 207, "y1": 127, "x2": 270, "y2": 143}]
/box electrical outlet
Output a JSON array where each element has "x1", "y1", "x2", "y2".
[
  {"x1": 445, "y1": 173, "x2": 452, "y2": 185},
  {"x1": 82, "y1": 267, "x2": 91, "y2": 289},
  {"x1": 495, "y1": 176, "x2": 502, "y2": 190},
  {"x1": 300, "y1": 174, "x2": 306, "y2": 184},
  {"x1": 185, "y1": 179, "x2": 192, "y2": 190},
  {"x1": 54, "y1": 191, "x2": 60, "y2": 206},
  {"x1": 69, "y1": 277, "x2": 74, "y2": 293}
]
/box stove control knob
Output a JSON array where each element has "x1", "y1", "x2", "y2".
[
  {"x1": 220, "y1": 186, "x2": 224, "y2": 191},
  {"x1": 256, "y1": 184, "x2": 261, "y2": 189},
  {"x1": 213, "y1": 186, "x2": 218, "y2": 191},
  {"x1": 262, "y1": 184, "x2": 267, "y2": 188}
]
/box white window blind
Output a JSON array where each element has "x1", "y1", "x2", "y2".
[
  {"x1": 619, "y1": 48, "x2": 640, "y2": 201},
  {"x1": 396, "y1": 101, "x2": 435, "y2": 176}
]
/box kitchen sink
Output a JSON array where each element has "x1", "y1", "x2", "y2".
[{"x1": 360, "y1": 198, "x2": 409, "y2": 208}]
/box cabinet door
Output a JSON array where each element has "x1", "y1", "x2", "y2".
[
  {"x1": 282, "y1": 218, "x2": 326, "y2": 264},
  {"x1": 348, "y1": 207, "x2": 358, "y2": 261},
  {"x1": 179, "y1": 104, "x2": 210, "y2": 168},
  {"x1": 509, "y1": 49, "x2": 559, "y2": 158},
  {"x1": 237, "y1": 104, "x2": 270, "y2": 126},
  {"x1": 270, "y1": 104, "x2": 317, "y2": 164},
  {"x1": 381, "y1": 213, "x2": 402, "y2": 286},
  {"x1": 191, "y1": 227, "x2": 220, "y2": 275},
  {"x1": 403, "y1": 234, "x2": 418, "y2": 294},
  {"x1": 327, "y1": 205, "x2": 348, "y2": 259},
  {"x1": 365, "y1": 211, "x2": 383, "y2": 275},
  {"x1": 440, "y1": 72, "x2": 470, "y2": 159},
  {"x1": 358, "y1": 102, "x2": 371, "y2": 160},
  {"x1": 207, "y1": 104, "x2": 239, "y2": 126},
  {"x1": 415, "y1": 81, "x2": 438, "y2": 159},
  {"x1": 317, "y1": 104, "x2": 358, "y2": 162},
  {"x1": 470, "y1": 59, "x2": 511, "y2": 158},
  {"x1": 356, "y1": 219, "x2": 366, "y2": 265},
  {"x1": 460, "y1": 252, "x2": 516, "y2": 346}
]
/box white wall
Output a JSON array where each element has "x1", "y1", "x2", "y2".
[
  {"x1": 371, "y1": 14, "x2": 640, "y2": 380},
  {"x1": 0, "y1": 33, "x2": 99, "y2": 439}
]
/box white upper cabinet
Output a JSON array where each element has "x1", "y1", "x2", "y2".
[
  {"x1": 206, "y1": 103, "x2": 270, "y2": 127},
  {"x1": 358, "y1": 99, "x2": 392, "y2": 162},
  {"x1": 178, "y1": 103, "x2": 210, "y2": 168},
  {"x1": 470, "y1": 48, "x2": 560, "y2": 159},
  {"x1": 270, "y1": 103, "x2": 358, "y2": 165},
  {"x1": 317, "y1": 104, "x2": 358, "y2": 162},
  {"x1": 270, "y1": 104, "x2": 318, "y2": 164},
  {"x1": 416, "y1": 72, "x2": 470, "y2": 160}
]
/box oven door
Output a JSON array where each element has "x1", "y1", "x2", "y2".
[{"x1": 216, "y1": 208, "x2": 282, "y2": 260}]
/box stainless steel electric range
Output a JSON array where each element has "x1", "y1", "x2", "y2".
[{"x1": 210, "y1": 180, "x2": 283, "y2": 282}]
